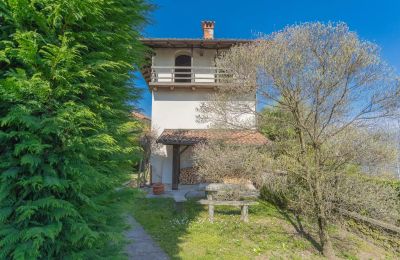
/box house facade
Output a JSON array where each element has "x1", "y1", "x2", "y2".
[{"x1": 140, "y1": 21, "x2": 268, "y2": 189}]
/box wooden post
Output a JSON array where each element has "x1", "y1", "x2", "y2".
[
  {"x1": 149, "y1": 164, "x2": 153, "y2": 185},
  {"x1": 137, "y1": 171, "x2": 141, "y2": 188},
  {"x1": 138, "y1": 159, "x2": 143, "y2": 187},
  {"x1": 172, "y1": 144, "x2": 180, "y2": 190},
  {"x1": 241, "y1": 205, "x2": 249, "y2": 222}
]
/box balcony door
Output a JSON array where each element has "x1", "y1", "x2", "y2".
[{"x1": 175, "y1": 55, "x2": 191, "y2": 83}]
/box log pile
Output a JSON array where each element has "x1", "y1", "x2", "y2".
[{"x1": 179, "y1": 167, "x2": 203, "y2": 184}]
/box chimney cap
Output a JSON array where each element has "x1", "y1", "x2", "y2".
[{"x1": 201, "y1": 20, "x2": 215, "y2": 28}]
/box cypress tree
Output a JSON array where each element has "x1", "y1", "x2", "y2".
[{"x1": 0, "y1": 0, "x2": 150, "y2": 258}]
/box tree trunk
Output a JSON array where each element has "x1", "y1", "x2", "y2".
[
  {"x1": 313, "y1": 169, "x2": 335, "y2": 258},
  {"x1": 311, "y1": 147, "x2": 335, "y2": 258},
  {"x1": 317, "y1": 214, "x2": 335, "y2": 259},
  {"x1": 295, "y1": 126, "x2": 306, "y2": 154}
]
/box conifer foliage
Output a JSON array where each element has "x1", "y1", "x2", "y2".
[{"x1": 0, "y1": 0, "x2": 149, "y2": 258}]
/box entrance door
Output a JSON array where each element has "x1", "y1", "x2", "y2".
[{"x1": 174, "y1": 55, "x2": 191, "y2": 83}]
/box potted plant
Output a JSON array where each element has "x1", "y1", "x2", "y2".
[
  {"x1": 152, "y1": 182, "x2": 164, "y2": 195},
  {"x1": 152, "y1": 170, "x2": 164, "y2": 195}
]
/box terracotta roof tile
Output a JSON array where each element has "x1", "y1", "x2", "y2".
[
  {"x1": 131, "y1": 112, "x2": 150, "y2": 121},
  {"x1": 156, "y1": 129, "x2": 269, "y2": 146}
]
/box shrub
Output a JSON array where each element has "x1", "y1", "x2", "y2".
[{"x1": 193, "y1": 142, "x2": 273, "y2": 187}]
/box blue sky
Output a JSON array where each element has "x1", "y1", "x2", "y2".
[{"x1": 135, "y1": 0, "x2": 400, "y2": 116}]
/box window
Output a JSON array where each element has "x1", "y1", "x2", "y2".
[{"x1": 174, "y1": 55, "x2": 191, "y2": 83}]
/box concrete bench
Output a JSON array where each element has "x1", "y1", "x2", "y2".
[
  {"x1": 199, "y1": 183, "x2": 259, "y2": 222},
  {"x1": 198, "y1": 199, "x2": 258, "y2": 223}
]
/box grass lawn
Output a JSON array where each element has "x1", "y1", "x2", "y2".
[{"x1": 124, "y1": 188, "x2": 397, "y2": 260}]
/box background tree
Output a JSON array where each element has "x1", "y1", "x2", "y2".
[
  {"x1": 198, "y1": 22, "x2": 400, "y2": 257},
  {"x1": 0, "y1": 0, "x2": 150, "y2": 258},
  {"x1": 259, "y1": 106, "x2": 296, "y2": 142}
]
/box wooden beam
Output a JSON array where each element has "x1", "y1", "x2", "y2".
[
  {"x1": 179, "y1": 145, "x2": 190, "y2": 155},
  {"x1": 172, "y1": 144, "x2": 180, "y2": 190},
  {"x1": 339, "y1": 208, "x2": 400, "y2": 234}
]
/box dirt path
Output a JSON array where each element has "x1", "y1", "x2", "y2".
[{"x1": 124, "y1": 215, "x2": 170, "y2": 260}]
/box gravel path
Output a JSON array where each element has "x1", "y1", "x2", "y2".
[{"x1": 125, "y1": 215, "x2": 170, "y2": 260}]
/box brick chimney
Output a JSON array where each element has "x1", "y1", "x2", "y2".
[{"x1": 201, "y1": 21, "x2": 215, "y2": 40}]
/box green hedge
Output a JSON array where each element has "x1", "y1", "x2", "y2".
[{"x1": 0, "y1": 0, "x2": 150, "y2": 258}]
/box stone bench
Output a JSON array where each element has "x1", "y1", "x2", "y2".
[
  {"x1": 198, "y1": 199, "x2": 258, "y2": 222},
  {"x1": 198, "y1": 183, "x2": 259, "y2": 222}
]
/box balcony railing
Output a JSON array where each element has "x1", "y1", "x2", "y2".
[{"x1": 149, "y1": 66, "x2": 233, "y2": 87}]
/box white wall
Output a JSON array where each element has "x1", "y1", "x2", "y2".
[
  {"x1": 151, "y1": 89, "x2": 211, "y2": 135},
  {"x1": 150, "y1": 89, "x2": 211, "y2": 184},
  {"x1": 150, "y1": 88, "x2": 256, "y2": 184},
  {"x1": 153, "y1": 48, "x2": 217, "y2": 67}
]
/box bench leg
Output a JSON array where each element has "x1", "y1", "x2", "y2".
[
  {"x1": 208, "y1": 204, "x2": 214, "y2": 223},
  {"x1": 241, "y1": 205, "x2": 249, "y2": 222}
]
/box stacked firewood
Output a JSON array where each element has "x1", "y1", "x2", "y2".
[{"x1": 179, "y1": 167, "x2": 203, "y2": 184}]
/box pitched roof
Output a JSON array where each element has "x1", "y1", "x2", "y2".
[
  {"x1": 140, "y1": 38, "x2": 252, "y2": 49},
  {"x1": 156, "y1": 129, "x2": 269, "y2": 146},
  {"x1": 131, "y1": 111, "x2": 150, "y2": 122}
]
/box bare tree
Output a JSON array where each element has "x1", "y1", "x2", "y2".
[
  {"x1": 198, "y1": 22, "x2": 400, "y2": 258},
  {"x1": 193, "y1": 141, "x2": 272, "y2": 186}
]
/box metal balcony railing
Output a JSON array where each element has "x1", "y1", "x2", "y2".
[{"x1": 150, "y1": 66, "x2": 233, "y2": 86}]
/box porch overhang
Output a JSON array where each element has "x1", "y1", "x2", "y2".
[{"x1": 156, "y1": 129, "x2": 270, "y2": 146}]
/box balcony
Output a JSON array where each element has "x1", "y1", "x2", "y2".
[{"x1": 144, "y1": 66, "x2": 234, "y2": 89}]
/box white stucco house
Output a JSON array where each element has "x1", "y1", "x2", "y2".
[{"x1": 140, "y1": 21, "x2": 268, "y2": 190}]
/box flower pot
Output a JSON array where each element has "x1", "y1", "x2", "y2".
[{"x1": 152, "y1": 183, "x2": 165, "y2": 195}]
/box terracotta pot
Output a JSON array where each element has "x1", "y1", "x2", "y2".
[{"x1": 152, "y1": 183, "x2": 165, "y2": 195}]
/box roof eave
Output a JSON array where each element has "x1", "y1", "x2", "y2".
[
  {"x1": 140, "y1": 38, "x2": 253, "y2": 49},
  {"x1": 156, "y1": 129, "x2": 270, "y2": 146}
]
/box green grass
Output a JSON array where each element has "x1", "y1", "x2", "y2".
[{"x1": 124, "y1": 189, "x2": 397, "y2": 260}]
